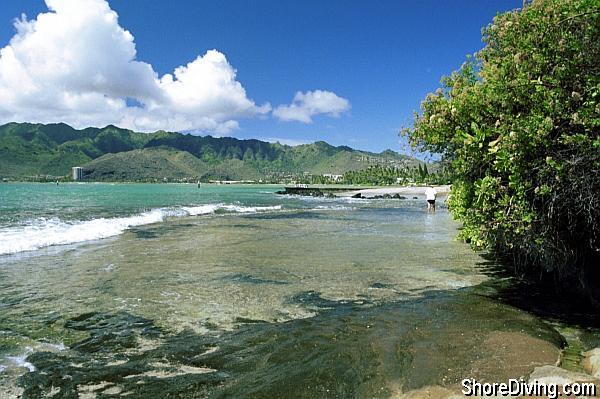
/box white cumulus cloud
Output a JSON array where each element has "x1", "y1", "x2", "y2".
[
  {"x1": 0, "y1": 0, "x2": 270, "y2": 133},
  {"x1": 273, "y1": 90, "x2": 350, "y2": 123}
]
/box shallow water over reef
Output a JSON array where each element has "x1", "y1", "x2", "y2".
[{"x1": 0, "y1": 183, "x2": 596, "y2": 397}]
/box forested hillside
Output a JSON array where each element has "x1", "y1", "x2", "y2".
[{"x1": 0, "y1": 122, "x2": 420, "y2": 181}]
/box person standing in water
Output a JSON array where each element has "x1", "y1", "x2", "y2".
[{"x1": 425, "y1": 186, "x2": 437, "y2": 212}]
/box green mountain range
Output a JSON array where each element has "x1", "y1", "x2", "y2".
[{"x1": 0, "y1": 122, "x2": 421, "y2": 182}]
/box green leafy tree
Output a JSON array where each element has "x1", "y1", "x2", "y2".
[
  {"x1": 402, "y1": 0, "x2": 599, "y2": 301},
  {"x1": 340, "y1": 164, "x2": 446, "y2": 185}
]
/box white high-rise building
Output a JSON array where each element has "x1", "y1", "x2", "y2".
[{"x1": 72, "y1": 167, "x2": 83, "y2": 181}]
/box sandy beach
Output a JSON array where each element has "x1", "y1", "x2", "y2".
[{"x1": 338, "y1": 185, "x2": 451, "y2": 199}]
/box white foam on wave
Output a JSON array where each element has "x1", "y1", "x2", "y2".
[
  {"x1": 313, "y1": 205, "x2": 353, "y2": 211},
  {"x1": 0, "y1": 210, "x2": 169, "y2": 256},
  {"x1": 339, "y1": 197, "x2": 373, "y2": 204},
  {"x1": 181, "y1": 204, "x2": 221, "y2": 216},
  {"x1": 283, "y1": 194, "x2": 372, "y2": 204},
  {"x1": 0, "y1": 342, "x2": 66, "y2": 374},
  {"x1": 221, "y1": 204, "x2": 282, "y2": 213},
  {"x1": 5, "y1": 347, "x2": 35, "y2": 372},
  {"x1": 181, "y1": 204, "x2": 281, "y2": 215},
  {"x1": 0, "y1": 204, "x2": 283, "y2": 255}
]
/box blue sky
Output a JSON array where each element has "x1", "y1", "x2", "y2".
[{"x1": 0, "y1": 0, "x2": 521, "y2": 153}]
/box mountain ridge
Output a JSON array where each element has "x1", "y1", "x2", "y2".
[{"x1": 0, "y1": 122, "x2": 423, "y2": 181}]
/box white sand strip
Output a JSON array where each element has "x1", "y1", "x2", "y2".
[{"x1": 337, "y1": 185, "x2": 451, "y2": 198}]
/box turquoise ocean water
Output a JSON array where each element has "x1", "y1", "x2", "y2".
[{"x1": 0, "y1": 183, "x2": 578, "y2": 397}]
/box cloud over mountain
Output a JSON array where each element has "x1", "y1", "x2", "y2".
[
  {"x1": 0, "y1": 0, "x2": 270, "y2": 134},
  {"x1": 273, "y1": 90, "x2": 350, "y2": 123}
]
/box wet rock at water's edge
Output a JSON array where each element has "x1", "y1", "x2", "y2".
[
  {"x1": 529, "y1": 365, "x2": 598, "y2": 386},
  {"x1": 583, "y1": 348, "x2": 600, "y2": 379}
]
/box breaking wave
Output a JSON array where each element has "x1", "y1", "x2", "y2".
[{"x1": 0, "y1": 204, "x2": 283, "y2": 255}]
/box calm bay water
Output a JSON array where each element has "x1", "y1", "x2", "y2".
[{"x1": 0, "y1": 183, "x2": 582, "y2": 397}]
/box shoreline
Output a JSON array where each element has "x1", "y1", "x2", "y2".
[
  {"x1": 279, "y1": 184, "x2": 452, "y2": 199},
  {"x1": 338, "y1": 184, "x2": 451, "y2": 199}
]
